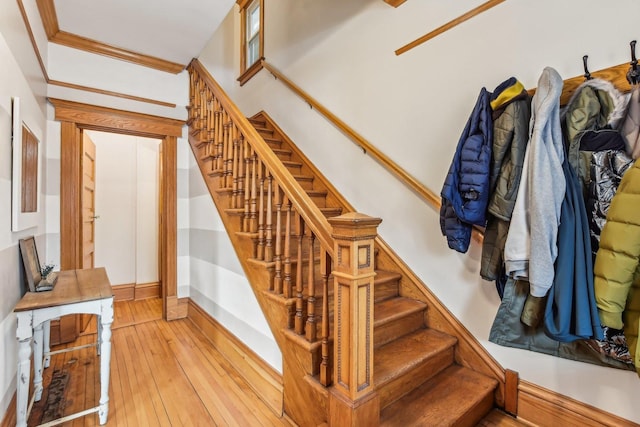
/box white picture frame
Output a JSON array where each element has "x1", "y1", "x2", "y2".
[{"x1": 11, "y1": 97, "x2": 42, "y2": 231}]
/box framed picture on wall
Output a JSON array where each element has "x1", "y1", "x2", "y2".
[{"x1": 11, "y1": 97, "x2": 41, "y2": 231}]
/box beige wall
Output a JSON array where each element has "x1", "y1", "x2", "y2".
[{"x1": 197, "y1": 0, "x2": 640, "y2": 422}]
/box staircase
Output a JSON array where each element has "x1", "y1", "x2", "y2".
[{"x1": 186, "y1": 60, "x2": 504, "y2": 426}]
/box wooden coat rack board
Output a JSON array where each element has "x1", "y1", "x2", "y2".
[{"x1": 530, "y1": 61, "x2": 637, "y2": 106}]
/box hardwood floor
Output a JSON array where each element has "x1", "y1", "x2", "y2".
[{"x1": 25, "y1": 298, "x2": 293, "y2": 426}]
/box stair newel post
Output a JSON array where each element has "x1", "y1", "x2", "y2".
[
  {"x1": 295, "y1": 216, "x2": 306, "y2": 335},
  {"x1": 283, "y1": 197, "x2": 293, "y2": 300},
  {"x1": 231, "y1": 127, "x2": 240, "y2": 209},
  {"x1": 257, "y1": 161, "x2": 266, "y2": 261},
  {"x1": 243, "y1": 141, "x2": 251, "y2": 232},
  {"x1": 328, "y1": 213, "x2": 382, "y2": 427},
  {"x1": 306, "y1": 231, "x2": 317, "y2": 342},
  {"x1": 320, "y1": 248, "x2": 332, "y2": 386},
  {"x1": 273, "y1": 184, "x2": 283, "y2": 294},
  {"x1": 265, "y1": 172, "x2": 274, "y2": 263}
]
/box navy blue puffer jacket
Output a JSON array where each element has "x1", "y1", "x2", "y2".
[{"x1": 440, "y1": 88, "x2": 493, "y2": 253}]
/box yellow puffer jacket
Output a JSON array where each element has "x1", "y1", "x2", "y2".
[{"x1": 594, "y1": 159, "x2": 640, "y2": 374}]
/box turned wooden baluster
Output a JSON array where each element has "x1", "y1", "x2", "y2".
[
  {"x1": 224, "y1": 121, "x2": 235, "y2": 188},
  {"x1": 295, "y1": 216, "x2": 306, "y2": 335},
  {"x1": 198, "y1": 84, "x2": 206, "y2": 140},
  {"x1": 265, "y1": 172, "x2": 274, "y2": 263},
  {"x1": 249, "y1": 149, "x2": 258, "y2": 233},
  {"x1": 191, "y1": 78, "x2": 202, "y2": 135},
  {"x1": 231, "y1": 128, "x2": 241, "y2": 209},
  {"x1": 214, "y1": 107, "x2": 223, "y2": 172},
  {"x1": 283, "y1": 198, "x2": 293, "y2": 299},
  {"x1": 187, "y1": 72, "x2": 195, "y2": 126},
  {"x1": 257, "y1": 162, "x2": 265, "y2": 261},
  {"x1": 306, "y1": 230, "x2": 317, "y2": 342},
  {"x1": 320, "y1": 249, "x2": 332, "y2": 386},
  {"x1": 243, "y1": 141, "x2": 252, "y2": 233},
  {"x1": 207, "y1": 97, "x2": 215, "y2": 149},
  {"x1": 273, "y1": 185, "x2": 283, "y2": 294}
]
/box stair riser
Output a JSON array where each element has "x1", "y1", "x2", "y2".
[
  {"x1": 375, "y1": 280, "x2": 399, "y2": 302},
  {"x1": 452, "y1": 393, "x2": 495, "y2": 427},
  {"x1": 378, "y1": 346, "x2": 454, "y2": 410},
  {"x1": 375, "y1": 311, "x2": 425, "y2": 349}
]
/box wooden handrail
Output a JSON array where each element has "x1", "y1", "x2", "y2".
[
  {"x1": 262, "y1": 60, "x2": 485, "y2": 243},
  {"x1": 189, "y1": 59, "x2": 334, "y2": 255},
  {"x1": 395, "y1": 0, "x2": 506, "y2": 56}
]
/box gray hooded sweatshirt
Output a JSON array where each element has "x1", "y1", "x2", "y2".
[{"x1": 504, "y1": 67, "x2": 566, "y2": 297}]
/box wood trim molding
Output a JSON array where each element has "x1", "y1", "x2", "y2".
[
  {"x1": 49, "y1": 80, "x2": 177, "y2": 108},
  {"x1": 517, "y1": 380, "x2": 638, "y2": 427},
  {"x1": 135, "y1": 282, "x2": 161, "y2": 300},
  {"x1": 49, "y1": 98, "x2": 184, "y2": 137},
  {"x1": 18, "y1": 0, "x2": 177, "y2": 107},
  {"x1": 187, "y1": 299, "x2": 284, "y2": 416},
  {"x1": 36, "y1": 0, "x2": 185, "y2": 74},
  {"x1": 395, "y1": 0, "x2": 506, "y2": 55},
  {"x1": 54, "y1": 100, "x2": 181, "y2": 322},
  {"x1": 113, "y1": 283, "x2": 135, "y2": 301}
]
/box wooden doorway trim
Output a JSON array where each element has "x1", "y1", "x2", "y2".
[{"x1": 49, "y1": 98, "x2": 184, "y2": 321}]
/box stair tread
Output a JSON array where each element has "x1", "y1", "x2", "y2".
[
  {"x1": 375, "y1": 328, "x2": 457, "y2": 387},
  {"x1": 374, "y1": 270, "x2": 402, "y2": 285},
  {"x1": 374, "y1": 297, "x2": 426, "y2": 327},
  {"x1": 380, "y1": 365, "x2": 498, "y2": 427}
]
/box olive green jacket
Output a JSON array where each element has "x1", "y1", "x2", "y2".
[{"x1": 594, "y1": 159, "x2": 640, "y2": 374}]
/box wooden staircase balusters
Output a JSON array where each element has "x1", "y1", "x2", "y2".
[
  {"x1": 231, "y1": 129, "x2": 241, "y2": 209},
  {"x1": 257, "y1": 161, "x2": 266, "y2": 261},
  {"x1": 243, "y1": 141, "x2": 252, "y2": 232},
  {"x1": 226, "y1": 118, "x2": 234, "y2": 187},
  {"x1": 306, "y1": 230, "x2": 317, "y2": 342},
  {"x1": 320, "y1": 248, "x2": 332, "y2": 386},
  {"x1": 265, "y1": 172, "x2": 274, "y2": 263},
  {"x1": 283, "y1": 198, "x2": 293, "y2": 300},
  {"x1": 273, "y1": 185, "x2": 283, "y2": 294},
  {"x1": 295, "y1": 215, "x2": 306, "y2": 335},
  {"x1": 249, "y1": 149, "x2": 258, "y2": 233}
]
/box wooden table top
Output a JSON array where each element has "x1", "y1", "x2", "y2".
[{"x1": 14, "y1": 267, "x2": 113, "y2": 312}]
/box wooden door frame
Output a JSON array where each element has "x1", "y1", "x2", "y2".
[{"x1": 49, "y1": 98, "x2": 184, "y2": 321}]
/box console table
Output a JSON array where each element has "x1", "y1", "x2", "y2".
[{"x1": 14, "y1": 267, "x2": 114, "y2": 427}]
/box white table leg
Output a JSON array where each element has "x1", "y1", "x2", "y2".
[
  {"x1": 43, "y1": 319, "x2": 51, "y2": 368},
  {"x1": 98, "y1": 299, "x2": 113, "y2": 425},
  {"x1": 33, "y1": 322, "x2": 44, "y2": 401},
  {"x1": 16, "y1": 337, "x2": 32, "y2": 427},
  {"x1": 97, "y1": 314, "x2": 102, "y2": 356}
]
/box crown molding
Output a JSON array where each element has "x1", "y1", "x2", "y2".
[{"x1": 36, "y1": 0, "x2": 185, "y2": 74}]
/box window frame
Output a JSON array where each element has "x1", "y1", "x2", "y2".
[{"x1": 237, "y1": 0, "x2": 264, "y2": 86}]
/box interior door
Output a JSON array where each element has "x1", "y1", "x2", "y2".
[
  {"x1": 82, "y1": 132, "x2": 97, "y2": 269},
  {"x1": 79, "y1": 132, "x2": 97, "y2": 331}
]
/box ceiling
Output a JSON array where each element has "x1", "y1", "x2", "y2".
[
  {"x1": 53, "y1": 0, "x2": 235, "y2": 67},
  {"x1": 13, "y1": 0, "x2": 237, "y2": 119}
]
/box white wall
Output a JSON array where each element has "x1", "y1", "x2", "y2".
[
  {"x1": 88, "y1": 131, "x2": 160, "y2": 286},
  {"x1": 0, "y1": 25, "x2": 47, "y2": 418},
  {"x1": 197, "y1": 0, "x2": 640, "y2": 422},
  {"x1": 187, "y1": 149, "x2": 281, "y2": 371}
]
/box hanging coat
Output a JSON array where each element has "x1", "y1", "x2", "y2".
[
  {"x1": 543, "y1": 159, "x2": 603, "y2": 342},
  {"x1": 440, "y1": 87, "x2": 493, "y2": 253}
]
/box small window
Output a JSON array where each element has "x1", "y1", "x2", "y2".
[{"x1": 238, "y1": 0, "x2": 264, "y2": 86}]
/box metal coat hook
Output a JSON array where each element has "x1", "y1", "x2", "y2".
[
  {"x1": 582, "y1": 55, "x2": 593, "y2": 81},
  {"x1": 627, "y1": 40, "x2": 639, "y2": 85}
]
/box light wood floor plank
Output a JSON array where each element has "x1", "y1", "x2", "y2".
[{"x1": 24, "y1": 298, "x2": 290, "y2": 426}]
